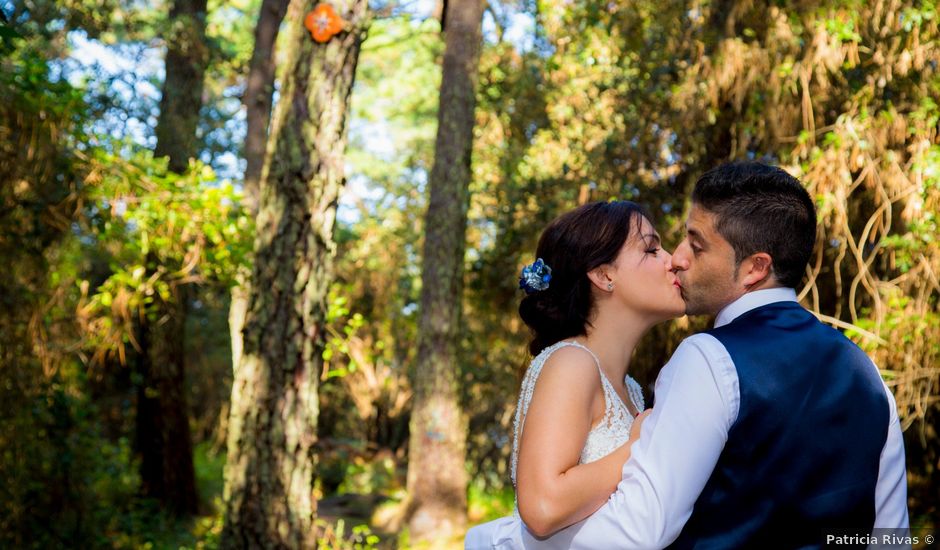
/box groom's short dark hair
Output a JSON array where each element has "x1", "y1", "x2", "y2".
[{"x1": 692, "y1": 162, "x2": 816, "y2": 289}]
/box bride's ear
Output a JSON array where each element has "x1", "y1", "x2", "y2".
[{"x1": 587, "y1": 266, "x2": 613, "y2": 293}]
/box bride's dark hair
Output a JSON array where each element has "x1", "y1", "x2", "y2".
[{"x1": 519, "y1": 200, "x2": 648, "y2": 356}]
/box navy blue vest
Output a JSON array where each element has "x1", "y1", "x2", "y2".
[{"x1": 667, "y1": 301, "x2": 889, "y2": 549}]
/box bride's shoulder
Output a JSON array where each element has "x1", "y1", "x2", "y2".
[
  {"x1": 521, "y1": 343, "x2": 602, "y2": 418},
  {"x1": 527, "y1": 342, "x2": 600, "y2": 389}
]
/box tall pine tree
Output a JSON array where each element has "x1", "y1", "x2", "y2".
[
  {"x1": 136, "y1": 0, "x2": 210, "y2": 516},
  {"x1": 221, "y1": 0, "x2": 369, "y2": 545},
  {"x1": 405, "y1": 0, "x2": 485, "y2": 540}
]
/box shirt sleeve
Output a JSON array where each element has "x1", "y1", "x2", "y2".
[
  {"x1": 556, "y1": 334, "x2": 739, "y2": 549},
  {"x1": 873, "y1": 380, "x2": 909, "y2": 529}
]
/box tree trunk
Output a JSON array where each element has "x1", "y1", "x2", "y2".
[
  {"x1": 220, "y1": 0, "x2": 368, "y2": 546},
  {"x1": 227, "y1": 0, "x2": 290, "y2": 444},
  {"x1": 135, "y1": 0, "x2": 209, "y2": 516},
  {"x1": 154, "y1": 0, "x2": 209, "y2": 173},
  {"x1": 242, "y1": 0, "x2": 290, "y2": 213},
  {"x1": 405, "y1": 0, "x2": 484, "y2": 540},
  {"x1": 135, "y1": 283, "x2": 198, "y2": 515}
]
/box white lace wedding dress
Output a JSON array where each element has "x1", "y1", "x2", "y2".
[{"x1": 466, "y1": 340, "x2": 644, "y2": 548}]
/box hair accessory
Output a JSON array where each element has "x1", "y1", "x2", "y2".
[{"x1": 519, "y1": 258, "x2": 552, "y2": 295}]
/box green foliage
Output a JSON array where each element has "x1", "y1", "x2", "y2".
[
  {"x1": 317, "y1": 14, "x2": 442, "y2": 455},
  {"x1": 201, "y1": 0, "x2": 261, "y2": 165},
  {"x1": 94, "y1": 442, "x2": 225, "y2": 549},
  {"x1": 315, "y1": 519, "x2": 381, "y2": 550},
  {"x1": 338, "y1": 453, "x2": 402, "y2": 497},
  {"x1": 1, "y1": 5, "x2": 246, "y2": 545},
  {"x1": 467, "y1": 481, "x2": 515, "y2": 524},
  {"x1": 0, "y1": 20, "x2": 22, "y2": 55},
  {"x1": 0, "y1": 24, "x2": 99, "y2": 548},
  {"x1": 0, "y1": 370, "x2": 109, "y2": 547},
  {"x1": 76, "y1": 148, "x2": 251, "y2": 363},
  {"x1": 1, "y1": 365, "x2": 222, "y2": 549}
]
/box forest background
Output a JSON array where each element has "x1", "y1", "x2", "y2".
[{"x1": 1, "y1": 0, "x2": 937, "y2": 547}]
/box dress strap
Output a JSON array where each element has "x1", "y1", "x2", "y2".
[{"x1": 626, "y1": 376, "x2": 646, "y2": 411}]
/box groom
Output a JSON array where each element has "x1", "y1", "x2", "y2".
[{"x1": 478, "y1": 162, "x2": 909, "y2": 548}]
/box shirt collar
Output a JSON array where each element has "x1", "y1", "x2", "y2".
[{"x1": 714, "y1": 287, "x2": 799, "y2": 328}]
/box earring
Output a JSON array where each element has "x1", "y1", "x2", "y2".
[{"x1": 607, "y1": 282, "x2": 614, "y2": 291}]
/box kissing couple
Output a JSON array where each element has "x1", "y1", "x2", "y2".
[{"x1": 465, "y1": 162, "x2": 910, "y2": 549}]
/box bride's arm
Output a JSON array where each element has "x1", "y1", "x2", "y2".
[{"x1": 515, "y1": 347, "x2": 646, "y2": 538}]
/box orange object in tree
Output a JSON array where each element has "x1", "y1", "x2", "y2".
[{"x1": 304, "y1": 4, "x2": 345, "y2": 43}]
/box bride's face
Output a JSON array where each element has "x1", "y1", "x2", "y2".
[{"x1": 601, "y1": 216, "x2": 686, "y2": 322}]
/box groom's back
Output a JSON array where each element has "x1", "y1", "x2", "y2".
[{"x1": 668, "y1": 301, "x2": 890, "y2": 549}]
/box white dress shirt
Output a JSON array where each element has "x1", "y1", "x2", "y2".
[{"x1": 467, "y1": 288, "x2": 909, "y2": 549}]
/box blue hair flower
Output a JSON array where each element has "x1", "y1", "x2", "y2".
[{"x1": 519, "y1": 258, "x2": 552, "y2": 295}]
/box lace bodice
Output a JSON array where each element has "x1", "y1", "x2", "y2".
[{"x1": 510, "y1": 340, "x2": 645, "y2": 486}]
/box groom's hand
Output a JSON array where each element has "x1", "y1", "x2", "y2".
[{"x1": 630, "y1": 409, "x2": 652, "y2": 442}]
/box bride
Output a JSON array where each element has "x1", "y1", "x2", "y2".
[{"x1": 467, "y1": 200, "x2": 685, "y2": 543}]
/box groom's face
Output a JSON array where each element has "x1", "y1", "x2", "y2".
[{"x1": 670, "y1": 204, "x2": 743, "y2": 316}]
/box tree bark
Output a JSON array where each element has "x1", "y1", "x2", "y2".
[
  {"x1": 134, "y1": 0, "x2": 209, "y2": 516},
  {"x1": 135, "y1": 282, "x2": 198, "y2": 515},
  {"x1": 228, "y1": 0, "x2": 290, "y2": 441},
  {"x1": 405, "y1": 0, "x2": 484, "y2": 540},
  {"x1": 154, "y1": 0, "x2": 210, "y2": 173},
  {"x1": 242, "y1": 0, "x2": 291, "y2": 213},
  {"x1": 220, "y1": 0, "x2": 368, "y2": 546}
]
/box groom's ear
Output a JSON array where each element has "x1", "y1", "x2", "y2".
[{"x1": 739, "y1": 252, "x2": 774, "y2": 289}]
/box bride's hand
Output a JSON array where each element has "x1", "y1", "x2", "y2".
[{"x1": 629, "y1": 409, "x2": 652, "y2": 442}]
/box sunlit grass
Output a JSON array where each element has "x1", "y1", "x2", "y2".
[{"x1": 467, "y1": 481, "x2": 514, "y2": 523}]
